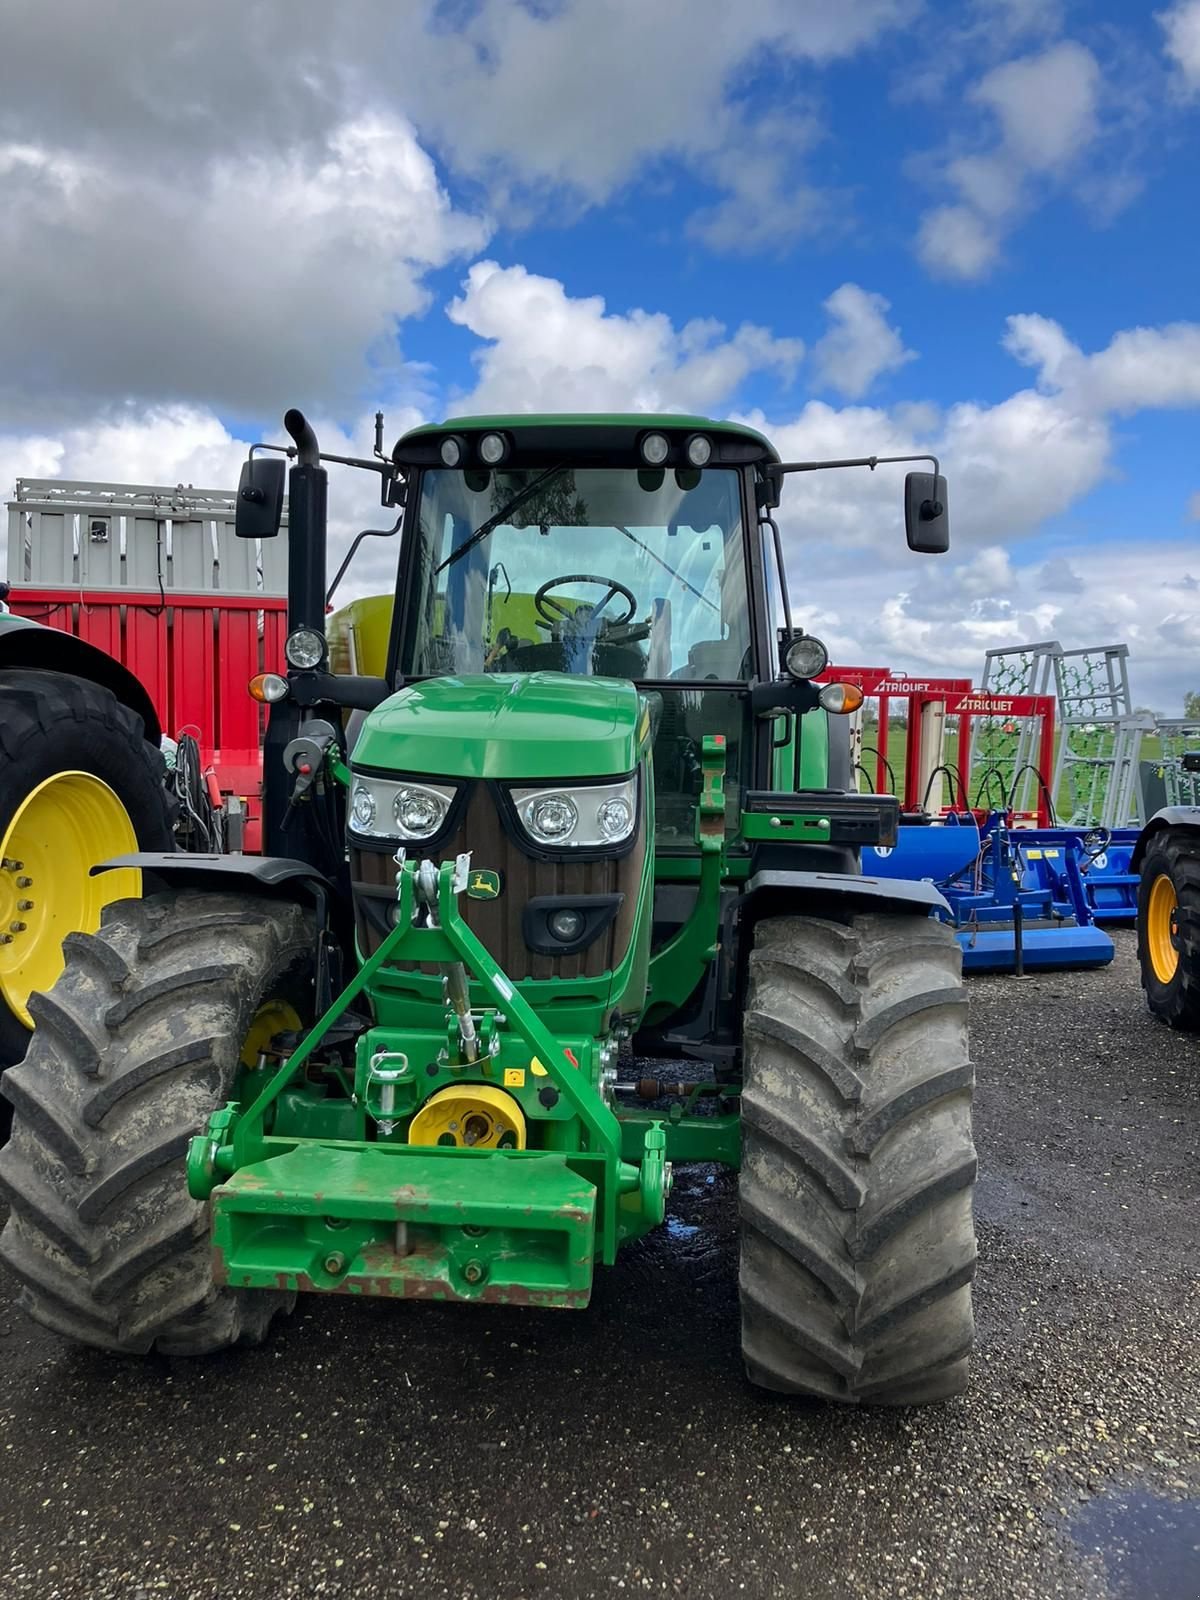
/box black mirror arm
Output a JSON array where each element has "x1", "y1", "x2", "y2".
[{"x1": 765, "y1": 451, "x2": 941, "y2": 489}]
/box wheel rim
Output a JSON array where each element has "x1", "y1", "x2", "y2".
[
  {"x1": 1146, "y1": 872, "x2": 1180, "y2": 985},
  {"x1": 0, "y1": 772, "x2": 140, "y2": 1029},
  {"x1": 240, "y1": 1000, "x2": 303, "y2": 1069}
]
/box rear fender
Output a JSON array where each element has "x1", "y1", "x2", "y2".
[
  {"x1": 0, "y1": 614, "x2": 161, "y2": 742},
  {"x1": 1131, "y1": 810, "x2": 1200, "y2": 873}
]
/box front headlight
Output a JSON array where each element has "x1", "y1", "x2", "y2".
[
  {"x1": 348, "y1": 774, "x2": 456, "y2": 841},
  {"x1": 511, "y1": 775, "x2": 638, "y2": 850}
]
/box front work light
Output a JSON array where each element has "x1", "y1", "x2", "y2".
[
  {"x1": 640, "y1": 432, "x2": 670, "y2": 467},
  {"x1": 818, "y1": 682, "x2": 865, "y2": 715},
  {"x1": 478, "y1": 431, "x2": 508, "y2": 466},
  {"x1": 440, "y1": 435, "x2": 464, "y2": 467},
  {"x1": 685, "y1": 433, "x2": 712, "y2": 467},
  {"x1": 784, "y1": 635, "x2": 829, "y2": 680},
  {"x1": 284, "y1": 627, "x2": 326, "y2": 669}
]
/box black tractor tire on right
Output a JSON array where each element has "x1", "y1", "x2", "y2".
[
  {"x1": 0, "y1": 667, "x2": 175, "y2": 1072},
  {"x1": 739, "y1": 910, "x2": 976, "y2": 1405},
  {"x1": 1137, "y1": 829, "x2": 1200, "y2": 1030},
  {"x1": 0, "y1": 889, "x2": 315, "y2": 1355}
]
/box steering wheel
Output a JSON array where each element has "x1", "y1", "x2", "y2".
[{"x1": 534, "y1": 574, "x2": 637, "y2": 631}]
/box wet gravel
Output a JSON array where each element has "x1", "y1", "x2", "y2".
[{"x1": 0, "y1": 929, "x2": 1197, "y2": 1599}]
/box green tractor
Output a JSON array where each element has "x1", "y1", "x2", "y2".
[
  {"x1": 1134, "y1": 752, "x2": 1200, "y2": 1029},
  {"x1": 0, "y1": 603, "x2": 174, "y2": 1079},
  {"x1": 0, "y1": 412, "x2": 975, "y2": 1404}
]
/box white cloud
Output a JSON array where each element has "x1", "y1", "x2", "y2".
[
  {"x1": 914, "y1": 41, "x2": 1115, "y2": 282},
  {"x1": 917, "y1": 204, "x2": 1002, "y2": 280},
  {"x1": 0, "y1": 114, "x2": 488, "y2": 424},
  {"x1": 394, "y1": 0, "x2": 916, "y2": 206},
  {"x1": 1005, "y1": 313, "x2": 1200, "y2": 413},
  {"x1": 972, "y1": 41, "x2": 1101, "y2": 171},
  {"x1": 446, "y1": 261, "x2": 804, "y2": 414},
  {"x1": 1159, "y1": 0, "x2": 1200, "y2": 91},
  {"x1": 811, "y1": 285, "x2": 916, "y2": 399}
]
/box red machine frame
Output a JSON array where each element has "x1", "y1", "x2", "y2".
[
  {"x1": 7, "y1": 587, "x2": 285, "y2": 847},
  {"x1": 819, "y1": 666, "x2": 1057, "y2": 825}
]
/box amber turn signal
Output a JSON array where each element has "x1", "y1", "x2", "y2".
[
  {"x1": 817, "y1": 681, "x2": 865, "y2": 715},
  {"x1": 249, "y1": 672, "x2": 289, "y2": 704}
]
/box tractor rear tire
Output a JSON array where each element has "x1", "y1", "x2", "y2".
[
  {"x1": 1137, "y1": 829, "x2": 1200, "y2": 1030},
  {"x1": 0, "y1": 890, "x2": 314, "y2": 1354},
  {"x1": 739, "y1": 911, "x2": 975, "y2": 1405},
  {"x1": 0, "y1": 668, "x2": 175, "y2": 1075}
]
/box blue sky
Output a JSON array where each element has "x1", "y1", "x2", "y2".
[{"x1": 1, "y1": 0, "x2": 1197, "y2": 706}]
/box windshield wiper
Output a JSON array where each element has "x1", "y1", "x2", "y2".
[
  {"x1": 435, "y1": 465, "x2": 566, "y2": 575},
  {"x1": 614, "y1": 525, "x2": 719, "y2": 613}
]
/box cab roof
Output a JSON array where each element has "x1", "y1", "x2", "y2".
[{"x1": 393, "y1": 413, "x2": 778, "y2": 469}]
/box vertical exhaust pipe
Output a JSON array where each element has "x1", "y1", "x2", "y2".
[{"x1": 283, "y1": 409, "x2": 327, "y2": 639}]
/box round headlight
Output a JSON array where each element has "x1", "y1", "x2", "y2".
[
  {"x1": 284, "y1": 627, "x2": 326, "y2": 670},
  {"x1": 393, "y1": 785, "x2": 448, "y2": 839},
  {"x1": 350, "y1": 783, "x2": 377, "y2": 831},
  {"x1": 685, "y1": 433, "x2": 712, "y2": 467},
  {"x1": 440, "y1": 436, "x2": 463, "y2": 467},
  {"x1": 597, "y1": 795, "x2": 634, "y2": 841},
  {"x1": 640, "y1": 432, "x2": 670, "y2": 467},
  {"x1": 478, "y1": 432, "x2": 508, "y2": 466},
  {"x1": 785, "y1": 635, "x2": 829, "y2": 680},
  {"x1": 548, "y1": 908, "x2": 585, "y2": 943},
  {"x1": 526, "y1": 793, "x2": 578, "y2": 843}
]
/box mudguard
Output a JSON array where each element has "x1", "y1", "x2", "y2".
[
  {"x1": 92, "y1": 852, "x2": 333, "y2": 901},
  {"x1": 1131, "y1": 808, "x2": 1200, "y2": 872},
  {"x1": 0, "y1": 614, "x2": 162, "y2": 742},
  {"x1": 743, "y1": 868, "x2": 949, "y2": 920}
]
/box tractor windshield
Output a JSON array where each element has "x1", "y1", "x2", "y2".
[{"x1": 404, "y1": 467, "x2": 751, "y2": 682}]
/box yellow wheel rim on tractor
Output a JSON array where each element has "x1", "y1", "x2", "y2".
[
  {"x1": 0, "y1": 771, "x2": 140, "y2": 1030},
  {"x1": 1146, "y1": 872, "x2": 1180, "y2": 986}
]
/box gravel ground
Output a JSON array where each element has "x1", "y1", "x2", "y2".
[{"x1": 0, "y1": 928, "x2": 1196, "y2": 1600}]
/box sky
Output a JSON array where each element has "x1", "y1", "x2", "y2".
[{"x1": 1, "y1": 0, "x2": 1198, "y2": 710}]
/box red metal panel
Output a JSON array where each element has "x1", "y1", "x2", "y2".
[
  {"x1": 124, "y1": 604, "x2": 169, "y2": 724},
  {"x1": 169, "y1": 603, "x2": 216, "y2": 745},
  {"x1": 262, "y1": 605, "x2": 287, "y2": 675},
  {"x1": 215, "y1": 606, "x2": 259, "y2": 752},
  {"x1": 76, "y1": 600, "x2": 122, "y2": 659},
  {"x1": 8, "y1": 594, "x2": 75, "y2": 635}
]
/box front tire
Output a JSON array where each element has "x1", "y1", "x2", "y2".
[
  {"x1": 1137, "y1": 829, "x2": 1200, "y2": 1030},
  {"x1": 739, "y1": 911, "x2": 976, "y2": 1405},
  {"x1": 0, "y1": 890, "x2": 314, "y2": 1354}
]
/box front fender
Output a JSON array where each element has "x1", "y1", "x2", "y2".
[
  {"x1": 743, "y1": 868, "x2": 949, "y2": 925},
  {"x1": 92, "y1": 852, "x2": 333, "y2": 903}
]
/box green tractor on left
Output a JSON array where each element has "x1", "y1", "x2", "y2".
[
  {"x1": 0, "y1": 410, "x2": 975, "y2": 1404},
  {"x1": 0, "y1": 600, "x2": 175, "y2": 1084}
]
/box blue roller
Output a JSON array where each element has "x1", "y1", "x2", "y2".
[{"x1": 865, "y1": 813, "x2": 1115, "y2": 973}]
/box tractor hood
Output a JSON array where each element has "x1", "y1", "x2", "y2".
[{"x1": 352, "y1": 672, "x2": 644, "y2": 780}]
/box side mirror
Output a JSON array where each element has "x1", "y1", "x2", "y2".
[
  {"x1": 235, "y1": 457, "x2": 286, "y2": 539},
  {"x1": 904, "y1": 471, "x2": 950, "y2": 553}
]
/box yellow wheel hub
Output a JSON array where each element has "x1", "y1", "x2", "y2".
[
  {"x1": 240, "y1": 999, "x2": 304, "y2": 1068},
  {"x1": 408, "y1": 1084, "x2": 526, "y2": 1150},
  {"x1": 1146, "y1": 872, "x2": 1180, "y2": 985},
  {"x1": 0, "y1": 771, "x2": 140, "y2": 1029}
]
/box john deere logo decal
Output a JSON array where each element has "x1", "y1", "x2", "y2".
[{"x1": 466, "y1": 869, "x2": 502, "y2": 900}]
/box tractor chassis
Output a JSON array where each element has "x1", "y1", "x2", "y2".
[{"x1": 186, "y1": 849, "x2": 733, "y2": 1309}]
